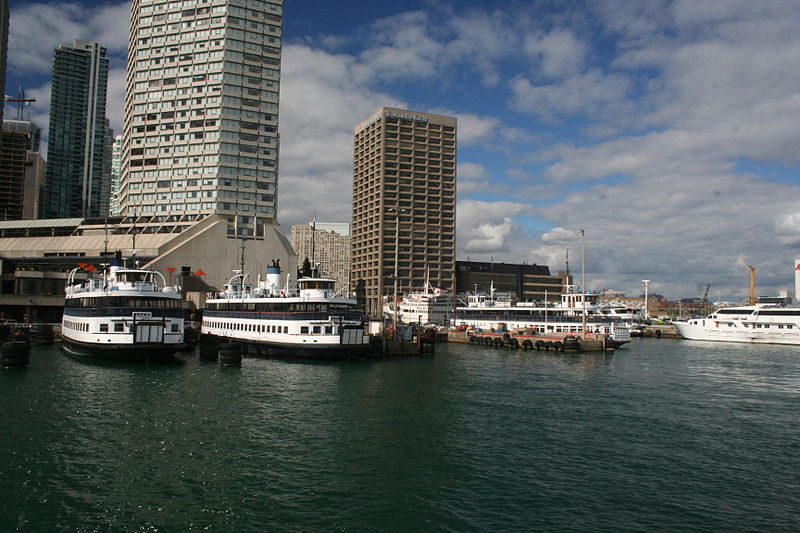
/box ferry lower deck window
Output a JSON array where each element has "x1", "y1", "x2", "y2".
[
  {"x1": 100, "y1": 324, "x2": 109, "y2": 332},
  {"x1": 114, "y1": 323, "x2": 124, "y2": 332},
  {"x1": 325, "y1": 326, "x2": 333, "y2": 334},
  {"x1": 300, "y1": 326, "x2": 309, "y2": 334},
  {"x1": 313, "y1": 326, "x2": 321, "y2": 334}
]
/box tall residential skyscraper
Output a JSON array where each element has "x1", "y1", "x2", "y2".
[
  {"x1": 120, "y1": 0, "x2": 282, "y2": 237},
  {"x1": 352, "y1": 107, "x2": 457, "y2": 317},
  {"x1": 42, "y1": 40, "x2": 110, "y2": 219}
]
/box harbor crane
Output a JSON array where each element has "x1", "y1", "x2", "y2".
[
  {"x1": 4, "y1": 92, "x2": 36, "y2": 120},
  {"x1": 702, "y1": 281, "x2": 711, "y2": 309}
]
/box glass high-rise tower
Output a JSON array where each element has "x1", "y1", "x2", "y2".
[
  {"x1": 42, "y1": 40, "x2": 110, "y2": 219},
  {"x1": 120, "y1": 0, "x2": 282, "y2": 237}
]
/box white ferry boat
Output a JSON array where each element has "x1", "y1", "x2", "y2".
[
  {"x1": 673, "y1": 304, "x2": 800, "y2": 345},
  {"x1": 451, "y1": 287, "x2": 631, "y2": 346},
  {"x1": 202, "y1": 261, "x2": 371, "y2": 360},
  {"x1": 61, "y1": 252, "x2": 185, "y2": 361},
  {"x1": 383, "y1": 283, "x2": 453, "y2": 325}
]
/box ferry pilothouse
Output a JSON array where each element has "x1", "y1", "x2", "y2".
[
  {"x1": 61, "y1": 252, "x2": 185, "y2": 361},
  {"x1": 201, "y1": 261, "x2": 371, "y2": 360},
  {"x1": 673, "y1": 304, "x2": 800, "y2": 345}
]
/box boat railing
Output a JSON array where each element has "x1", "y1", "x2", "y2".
[{"x1": 452, "y1": 312, "x2": 622, "y2": 324}]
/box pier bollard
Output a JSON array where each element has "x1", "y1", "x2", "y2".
[
  {"x1": 218, "y1": 342, "x2": 242, "y2": 367},
  {"x1": 1, "y1": 340, "x2": 30, "y2": 368},
  {"x1": 183, "y1": 327, "x2": 198, "y2": 350},
  {"x1": 198, "y1": 333, "x2": 218, "y2": 362},
  {"x1": 35, "y1": 324, "x2": 54, "y2": 345},
  {"x1": 563, "y1": 335, "x2": 580, "y2": 352}
]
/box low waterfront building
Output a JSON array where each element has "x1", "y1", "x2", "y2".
[
  {"x1": 0, "y1": 215, "x2": 296, "y2": 323},
  {"x1": 454, "y1": 260, "x2": 567, "y2": 303}
]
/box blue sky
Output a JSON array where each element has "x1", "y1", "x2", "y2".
[{"x1": 6, "y1": 0, "x2": 800, "y2": 301}]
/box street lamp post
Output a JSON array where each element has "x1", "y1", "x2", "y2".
[
  {"x1": 642, "y1": 279, "x2": 650, "y2": 320},
  {"x1": 387, "y1": 207, "x2": 408, "y2": 342},
  {"x1": 579, "y1": 228, "x2": 586, "y2": 334}
]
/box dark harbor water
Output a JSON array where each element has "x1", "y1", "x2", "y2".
[{"x1": 1, "y1": 339, "x2": 799, "y2": 532}]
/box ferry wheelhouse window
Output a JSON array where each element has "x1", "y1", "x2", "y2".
[
  {"x1": 300, "y1": 280, "x2": 335, "y2": 290},
  {"x1": 313, "y1": 326, "x2": 321, "y2": 334},
  {"x1": 100, "y1": 324, "x2": 109, "y2": 332},
  {"x1": 300, "y1": 326, "x2": 309, "y2": 334}
]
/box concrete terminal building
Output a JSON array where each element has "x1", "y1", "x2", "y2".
[{"x1": 0, "y1": 216, "x2": 296, "y2": 323}]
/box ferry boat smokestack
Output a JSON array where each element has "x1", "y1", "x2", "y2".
[
  {"x1": 110, "y1": 250, "x2": 124, "y2": 277},
  {"x1": 266, "y1": 259, "x2": 282, "y2": 296}
]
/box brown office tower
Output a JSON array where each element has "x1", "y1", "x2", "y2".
[{"x1": 352, "y1": 107, "x2": 457, "y2": 317}]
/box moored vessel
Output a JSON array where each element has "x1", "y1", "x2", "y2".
[
  {"x1": 673, "y1": 304, "x2": 800, "y2": 345},
  {"x1": 451, "y1": 285, "x2": 631, "y2": 346},
  {"x1": 202, "y1": 261, "x2": 371, "y2": 360},
  {"x1": 61, "y1": 252, "x2": 185, "y2": 362}
]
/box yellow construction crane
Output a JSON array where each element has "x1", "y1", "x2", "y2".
[{"x1": 748, "y1": 265, "x2": 755, "y2": 305}]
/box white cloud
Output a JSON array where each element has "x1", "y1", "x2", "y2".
[
  {"x1": 276, "y1": 45, "x2": 399, "y2": 225},
  {"x1": 509, "y1": 69, "x2": 633, "y2": 120},
  {"x1": 523, "y1": 30, "x2": 587, "y2": 79},
  {"x1": 8, "y1": 2, "x2": 128, "y2": 74},
  {"x1": 457, "y1": 199, "x2": 532, "y2": 255}
]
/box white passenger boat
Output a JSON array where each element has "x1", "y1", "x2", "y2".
[
  {"x1": 673, "y1": 304, "x2": 800, "y2": 345},
  {"x1": 383, "y1": 283, "x2": 453, "y2": 325},
  {"x1": 202, "y1": 261, "x2": 371, "y2": 360},
  {"x1": 451, "y1": 286, "x2": 631, "y2": 346},
  {"x1": 61, "y1": 252, "x2": 185, "y2": 361}
]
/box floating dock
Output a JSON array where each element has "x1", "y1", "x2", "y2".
[{"x1": 447, "y1": 330, "x2": 619, "y2": 352}]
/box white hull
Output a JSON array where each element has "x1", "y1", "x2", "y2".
[
  {"x1": 673, "y1": 320, "x2": 800, "y2": 345},
  {"x1": 202, "y1": 316, "x2": 370, "y2": 358}
]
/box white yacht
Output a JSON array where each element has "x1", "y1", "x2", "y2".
[
  {"x1": 451, "y1": 285, "x2": 630, "y2": 346},
  {"x1": 202, "y1": 261, "x2": 371, "y2": 360},
  {"x1": 383, "y1": 283, "x2": 454, "y2": 325},
  {"x1": 673, "y1": 304, "x2": 800, "y2": 344},
  {"x1": 61, "y1": 252, "x2": 185, "y2": 361}
]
